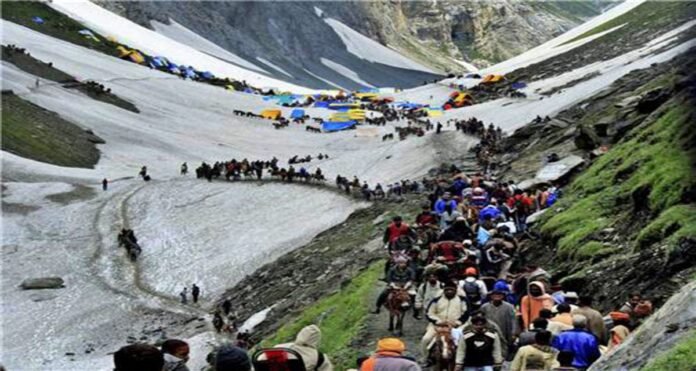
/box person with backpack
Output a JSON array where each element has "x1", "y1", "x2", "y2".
[
  {"x1": 459, "y1": 267, "x2": 488, "y2": 312},
  {"x1": 274, "y1": 325, "x2": 333, "y2": 371}
]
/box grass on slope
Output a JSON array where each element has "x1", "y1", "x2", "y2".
[
  {"x1": 640, "y1": 330, "x2": 696, "y2": 371},
  {"x1": 540, "y1": 97, "x2": 696, "y2": 260},
  {"x1": 563, "y1": 1, "x2": 696, "y2": 45},
  {"x1": 2, "y1": 1, "x2": 122, "y2": 57},
  {"x1": 1, "y1": 94, "x2": 101, "y2": 168},
  {"x1": 259, "y1": 261, "x2": 383, "y2": 370}
]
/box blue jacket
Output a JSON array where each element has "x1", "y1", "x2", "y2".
[
  {"x1": 434, "y1": 199, "x2": 458, "y2": 215},
  {"x1": 479, "y1": 205, "x2": 502, "y2": 222},
  {"x1": 552, "y1": 329, "x2": 601, "y2": 368}
]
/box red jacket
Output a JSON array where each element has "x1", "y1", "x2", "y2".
[{"x1": 386, "y1": 222, "x2": 411, "y2": 243}]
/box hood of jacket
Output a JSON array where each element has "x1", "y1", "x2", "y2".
[{"x1": 295, "y1": 324, "x2": 321, "y2": 348}]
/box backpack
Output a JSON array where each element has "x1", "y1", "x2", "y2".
[
  {"x1": 463, "y1": 280, "x2": 482, "y2": 302},
  {"x1": 546, "y1": 192, "x2": 558, "y2": 207}
]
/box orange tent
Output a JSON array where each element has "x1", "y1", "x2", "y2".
[
  {"x1": 260, "y1": 109, "x2": 282, "y2": 120},
  {"x1": 481, "y1": 74, "x2": 505, "y2": 84}
]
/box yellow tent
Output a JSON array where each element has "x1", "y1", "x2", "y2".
[
  {"x1": 128, "y1": 51, "x2": 145, "y2": 64},
  {"x1": 116, "y1": 46, "x2": 130, "y2": 58},
  {"x1": 453, "y1": 92, "x2": 473, "y2": 104},
  {"x1": 427, "y1": 109, "x2": 443, "y2": 117},
  {"x1": 481, "y1": 74, "x2": 505, "y2": 84},
  {"x1": 355, "y1": 93, "x2": 379, "y2": 100},
  {"x1": 348, "y1": 109, "x2": 366, "y2": 120},
  {"x1": 260, "y1": 109, "x2": 282, "y2": 120},
  {"x1": 330, "y1": 112, "x2": 351, "y2": 121}
]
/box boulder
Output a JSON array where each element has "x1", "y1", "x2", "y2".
[
  {"x1": 574, "y1": 126, "x2": 601, "y2": 150},
  {"x1": 20, "y1": 277, "x2": 65, "y2": 290},
  {"x1": 637, "y1": 88, "x2": 671, "y2": 114},
  {"x1": 526, "y1": 209, "x2": 548, "y2": 225},
  {"x1": 589, "y1": 280, "x2": 696, "y2": 370},
  {"x1": 535, "y1": 155, "x2": 585, "y2": 183},
  {"x1": 614, "y1": 95, "x2": 640, "y2": 108}
]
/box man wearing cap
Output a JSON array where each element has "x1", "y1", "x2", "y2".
[
  {"x1": 455, "y1": 316, "x2": 502, "y2": 371},
  {"x1": 359, "y1": 337, "x2": 420, "y2": 371},
  {"x1": 480, "y1": 289, "x2": 516, "y2": 359},
  {"x1": 551, "y1": 314, "x2": 601, "y2": 370},
  {"x1": 421, "y1": 281, "x2": 468, "y2": 364}
]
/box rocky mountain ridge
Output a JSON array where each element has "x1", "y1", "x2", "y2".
[{"x1": 96, "y1": 1, "x2": 606, "y2": 89}]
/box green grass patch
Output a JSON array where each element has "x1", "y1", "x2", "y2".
[
  {"x1": 541, "y1": 98, "x2": 696, "y2": 261},
  {"x1": 640, "y1": 330, "x2": 696, "y2": 371},
  {"x1": 637, "y1": 204, "x2": 696, "y2": 250},
  {"x1": 1, "y1": 94, "x2": 101, "y2": 168},
  {"x1": 259, "y1": 261, "x2": 383, "y2": 369},
  {"x1": 562, "y1": 1, "x2": 696, "y2": 45},
  {"x1": 2, "y1": 1, "x2": 122, "y2": 57}
]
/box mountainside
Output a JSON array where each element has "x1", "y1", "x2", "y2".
[{"x1": 96, "y1": 1, "x2": 605, "y2": 89}]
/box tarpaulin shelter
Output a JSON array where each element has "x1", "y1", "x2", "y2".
[
  {"x1": 481, "y1": 74, "x2": 505, "y2": 84},
  {"x1": 348, "y1": 109, "x2": 366, "y2": 120},
  {"x1": 329, "y1": 103, "x2": 360, "y2": 110},
  {"x1": 290, "y1": 109, "x2": 305, "y2": 119},
  {"x1": 330, "y1": 112, "x2": 351, "y2": 121},
  {"x1": 31, "y1": 16, "x2": 45, "y2": 24},
  {"x1": 260, "y1": 109, "x2": 282, "y2": 120},
  {"x1": 427, "y1": 109, "x2": 443, "y2": 117},
  {"x1": 355, "y1": 93, "x2": 379, "y2": 101},
  {"x1": 314, "y1": 101, "x2": 330, "y2": 108},
  {"x1": 322, "y1": 121, "x2": 356, "y2": 132}
]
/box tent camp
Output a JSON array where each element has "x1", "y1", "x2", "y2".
[
  {"x1": 481, "y1": 74, "x2": 505, "y2": 84},
  {"x1": 322, "y1": 121, "x2": 356, "y2": 132},
  {"x1": 348, "y1": 109, "x2": 366, "y2": 120},
  {"x1": 290, "y1": 109, "x2": 305, "y2": 119},
  {"x1": 260, "y1": 109, "x2": 282, "y2": 120}
]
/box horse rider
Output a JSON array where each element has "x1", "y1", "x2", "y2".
[
  {"x1": 421, "y1": 281, "x2": 468, "y2": 366},
  {"x1": 373, "y1": 256, "x2": 416, "y2": 314}
]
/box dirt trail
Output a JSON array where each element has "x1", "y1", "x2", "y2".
[{"x1": 358, "y1": 281, "x2": 429, "y2": 363}]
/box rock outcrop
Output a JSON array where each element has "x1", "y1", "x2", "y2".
[
  {"x1": 20, "y1": 277, "x2": 65, "y2": 290},
  {"x1": 589, "y1": 280, "x2": 696, "y2": 370}
]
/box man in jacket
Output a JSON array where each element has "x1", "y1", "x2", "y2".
[
  {"x1": 455, "y1": 316, "x2": 503, "y2": 371},
  {"x1": 551, "y1": 315, "x2": 601, "y2": 370},
  {"x1": 572, "y1": 296, "x2": 606, "y2": 343},
  {"x1": 421, "y1": 282, "x2": 468, "y2": 363},
  {"x1": 374, "y1": 257, "x2": 416, "y2": 314},
  {"x1": 275, "y1": 325, "x2": 333, "y2": 371},
  {"x1": 415, "y1": 273, "x2": 443, "y2": 320},
  {"x1": 510, "y1": 330, "x2": 559, "y2": 371},
  {"x1": 480, "y1": 290, "x2": 516, "y2": 359},
  {"x1": 434, "y1": 192, "x2": 458, "y2": 215},
  {"x1": 359, "y1": 337, "x2": 421, "y2": 371}
]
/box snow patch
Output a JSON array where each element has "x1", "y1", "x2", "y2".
[
  {"x1": 151, "y1": 18, "x2": 267, "y2": 74},
  {"x1": 256, "y1": 57, "x2": 294, "y2": 78},
  {"x1": 314, "y1": 6, "x2": 324, "y2": 18},
  {"x1": 239, "y1": 307, "x2": 274, "y2": 333},
  {"x1": 323, "y1": 17, "x2": 435, "y2": 74},
  {"x1": 320, "y1": 58, "x2": 376, "y2": 88}
]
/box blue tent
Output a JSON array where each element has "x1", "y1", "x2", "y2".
[
  {"x1": 291, "y1": 109, "x2": 305, "y2": 119},
  {"x1": 322, "y1": 121, "x2": 356, "y2": 132},
  {"x1": 32, "y1": 16, "x2": 45, "y2": 24},
  {"x1": 511, "y1": 82, "x2": 528, "y2": 90},
  {"x1": 151, "y1": 57, "x2": 167, "y2": 68},
  {"x1": 314, "y1": 101, "x2": 330, "y2": 108},
  {"x1": 199, "y1": 71, "x2": 214, "y2": 80}
]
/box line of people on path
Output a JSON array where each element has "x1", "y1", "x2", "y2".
[{"x1": 361, "y1": 166, "x2": 654, "y2": 371}]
